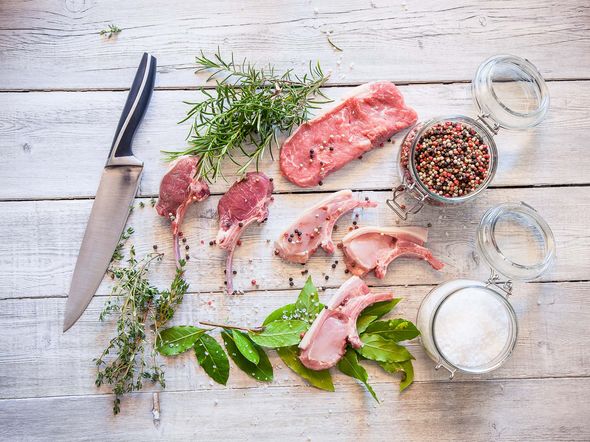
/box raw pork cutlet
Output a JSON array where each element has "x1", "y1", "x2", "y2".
[
  {"x1": 341, "y1": 226, "x2": 444, "y2": 279},
  {"x1": 274, "y1": 189, "x2": 377, "y2": 264},
  {"x1": 156, "y1": 156, "x2": 210, "y2": 267},
  {"x1": 217, "y1": 172, "x2": 274, "y2": 294},
  {"x1": 280, "y1": 81, "x2": 418, "y2": 187},
  {"x1": 299, "y1": 276, "x2": 394, "y2": 370}
]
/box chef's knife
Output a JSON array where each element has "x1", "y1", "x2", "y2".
[{"x1": 63, "y1": 53, "x2": 157, "y2": 332}]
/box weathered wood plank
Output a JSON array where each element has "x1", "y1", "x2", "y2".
[
  {"x1": 1, "y1": 378, "x2": 588, "y2": 441},
  {"x1": 0, "y1": 0, "x2": 589, "y2": 89},
  {"x1": 1, "y1": 81, "x2": 589, "y2": 200},
  {"x1": 0, "y1": 187, "x2": 586, "y2": 300},
  {"x1": 0, "y1": 281, "x2": 587, "y2": 400}
]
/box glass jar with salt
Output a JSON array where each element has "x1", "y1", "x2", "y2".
[{"x1": 416, "y1": 201, "x2": 555, "y2": 377}]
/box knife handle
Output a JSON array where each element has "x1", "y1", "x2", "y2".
[{"x1": 107, "y1": 52, "x2": 157, "y2": 165}]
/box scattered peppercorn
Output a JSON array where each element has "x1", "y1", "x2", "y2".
[
  {"x1": 289, "y1": 282, "x2": 294, "y2": 287},
  {"x1": 352, "y1": 221, "x2": 357, "y2": 226},
  {"x1": 289, "y1": 277, "x2": 293, "y2": 281},
  {"x1": 185, "y1": 245, "x2": 189, "y2": 250},
  {"x1": 251, "y1": 279, "x2": 257, "y2": 285},
  {"x1": 185, "y1": 255, "x2": 190, "y2": 260},
  {"x1": 238, "y1": 222, "x2": 244, "y2": 227},
  {"x1": 318, "y1": 181, "x2": 323, "y2": 186},
  {"x1": 325, "y1": 275, "x2": 329, "y2": 281},
  {"x1": 427, "y1": 222, "x2": 432, "y2": 228},
  {"x1": 331, "y1": 263, "x2": 336, "y2": 269},
  {"x1": 344, "y1": 268, "x2": 350, "y2": 274},
  {"x1": 209, "y1": 240, "x2": 214, "y2": 246},
  {"x1": 233, "y1": 270, "x2": 237, "y2": 275},
  {"x1": 152, "y1": 245, "x2": 158, "y2": 250},
  {"x1": 182, "y1": 237, "x2": 187, "y2": 243}
]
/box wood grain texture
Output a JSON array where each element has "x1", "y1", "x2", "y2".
[
  {"x1": 1, "y1": 187, "x2": 587, "y2": 300},
  {"x1": 0, "y1": 0, "x2": 589, "y2": 89},
  {"x1": 1, "y1": 81, "x2": 589, "y2": 200},
  {"x1": 0, "y1": 281, "x2": 587, "y2": 400},
  {"x1": 1, "y1": 378, "x2": 589, "y2": 441}
]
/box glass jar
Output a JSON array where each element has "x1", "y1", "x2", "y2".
[
  {"x1": 416, "y1": 201, "x2": 555, "y2": 378},
  {"x1": 388, "y1": 55, "x2": 550, "y2": 219}
]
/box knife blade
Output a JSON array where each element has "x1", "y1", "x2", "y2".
[{"x1": 63, "y1": 53, "x2": 157, "y2": 332}]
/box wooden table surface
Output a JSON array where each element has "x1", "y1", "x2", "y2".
[{"x1": 1, "y1": 1, "x2": 589, "y2": 440}]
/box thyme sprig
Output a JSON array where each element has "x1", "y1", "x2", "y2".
[
  {"x1": 95, "y1": 244, "x2": 189, "y2": 414},
  {"x1": 99, "y1": 24, "x2": 122, "y2": 39},
  {"x1": 163, "y1": 50, "x2": 331, "y2": 182}
]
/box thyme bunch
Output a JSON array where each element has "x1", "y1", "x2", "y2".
[
  {"x1": 164, "y1": 50, "x2": 331, "y2": 182},
  {"x1": 95, "y1": 245, "x2": 189, "y2": 414}
]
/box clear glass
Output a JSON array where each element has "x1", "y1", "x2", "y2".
[
  {"x1": 477, "y1": 202, "x2": 556, "y2": 280},
  {"x1": 389, "y1": 55, "x2": 549, "y2": 219},
  {"x1": 417, "y1": 280, "x2": 518, "y2": 376}
]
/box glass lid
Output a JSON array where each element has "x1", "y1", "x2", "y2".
[
  {"x1": 476, "y1": 202, "x2": 556, "y2": 280},
  {"x1": 472, "y1": 55, "x2": 550, "y2": 130}
]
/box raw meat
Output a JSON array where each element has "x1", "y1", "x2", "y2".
[
  {"x1": 217, "y1": 172, "x2": 274, "y2": 294},
  {"x1": 156, "y1": 156, "x2": 210, "y2": 267},
  {"x1": 341, "y1": 226, "x2": 444, "y2": 278},
  {"x1": 299, "y1": 276, "x2": 395, "y2": 370},
  {"x1": 280, "y1": 81, "x2": 418, "y2": 187},
  {"x1": 274, "y1": 189, "x2": 377, "y2": 264}
]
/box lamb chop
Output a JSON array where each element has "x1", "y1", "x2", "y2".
[
  {"x1": 156, "y1": 156, "x2": 210, "y2": 267},
  {"x1": 341, "y1": 226, "x2": 444, "y2": 278},
  {"x1": 280, "y1": 81, "x2": 418, "y2": 187},
  {"x1": 274, "y1": 189, "x2": 377, "y2": 264},
  {"x1": 299, "y1": 276, "x2": 395, "y2": 370},
  {"x1": 217, "y1": 172, "x2": 274, "y2": 294}
]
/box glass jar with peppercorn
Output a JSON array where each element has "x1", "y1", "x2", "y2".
[{"x1": 388, "y1": 55, "x2": 550, "y2": 219}]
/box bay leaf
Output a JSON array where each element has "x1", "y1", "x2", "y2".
[
  {"x1": 358, "y1": 334, "x2": 412, "y2": 363},
  {"x1": 294, "y1": 276, "x2": 322, "y2": 323},
  {"x1": 232, "y1": 329, "x2": 260, "y2": 365},
  {"x1": 337, "y1": 348, "x2": 379, "y2": 402},
  {"x1": 379, "y1": 359, "x2": 415, "y2": 392},
  {"x1": 276, "y1": 345, "x2": 334, "y2": 392},
  {"x1": 356, "y1": 299, "x2": 402, "y2": 333},
  {"x1": 156, "y1": 325, "x2": 207, "y2": 356},
  {"x1": 249, "y1": 319, "x2": 308, "y2": 348},
  {"x1": 263, "y1": 303, "x2": 296, "y2": 325},
  {"x1": 194, "y1": 333, "x2": 230, "y2": 385},
  {"x1": 364, "y1": 318, "x2": 420, "y2": 342},
  {"x1": 221, "y1": 331, "x2": 273, "y2": 382}
]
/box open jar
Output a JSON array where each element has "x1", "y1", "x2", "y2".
[
  {"x1": 388, "y1": 55, "x2": 550, "y2": 219},
  {"x1": 416, "y1": 202, "x2": 555, "y2": 378}
]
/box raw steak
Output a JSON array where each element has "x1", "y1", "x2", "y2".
[
  {"x1": 280, "y1": 81, "x2": 418, "y2": 187},
  {"x1": 217, "y1": 172, "x2": 274, "y2": 294},
  {"x1": 156, "y1": 156, "x2": 210, "y2": 267},
  {"x1": 299, "y1": 276, "x2": 394, "y2": 370},
  {"x1": 341, "y1": 226, "x2": 444, "y2": 278},
  {"x1": 274, "y1": 189, "x2": 377, "y2": 264}
]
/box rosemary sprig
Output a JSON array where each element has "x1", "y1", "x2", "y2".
[
  {"x1": 163, "y1": 50, "x2": 331, "y2": 182},
  {"x1": 96, "y1": 245, "x2": 189, "y2": 414},
  {"x1": 99, "y1": 24, "x2": 122, "y2": 39}
]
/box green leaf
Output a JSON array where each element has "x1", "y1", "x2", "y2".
[
  {"x1": 294, "y1": 276, "x2": 323, "y2": 323},
  {"x1": 263, "y1": 303, "x2": 296, "y2": 325},
  {"x1": 232, "y1": 329, "x2": 260, "y2": 365},
  {"x1": 337, "y1": 348, "x2": 379, "y2": 402},
  {"x1": 221, "y1": 331, "x2": 273, "y2": 382},
  {"x1": 156, "y1": 325, "x2": 207, "y2": 356},
  {"x1": 276, "y1": 346, "x2": 334, "y2": 392},
  {"x1": 379, "y1": 359, "x2": 415, "y2": 392},
  {"x1": 249, "y1": 320, "x2": 308, "y2": 348},
  {"x1": 193, "y1": 334, "x2": 230, "y2": 385},
  {"x1": 356, "y1": 299, "x2": 402, "y2": 333},
  {"x1": 364, "y1": 319, "x2": 420, "y2": 342},
  {"x1": 358, "y1": 334, "x2": 412, "y2": 363}
]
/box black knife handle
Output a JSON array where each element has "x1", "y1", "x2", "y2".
[{"x1": 107, "y1": 52, "x2": 157, "y2": 163}]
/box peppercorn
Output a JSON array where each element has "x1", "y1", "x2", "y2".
[
  {"x1": 331, "y1": 263, "x2": 336, "y2": 269},
  {"x1": 152, "y1": 245, "x2": 158, "y2": 250},
  {"x1": 185, "y1": 245, "x2": 189, "y2": 250},
  {"x1": 344, "y1": 269, "x2": 350, "y2": 274},
  {"x1": 289, "y1": 277, "x2": 293, "y2": 281},
  {"x1": 325, "y1": 275, "x2": 329, "y2": 281},
  {"x1": 233, "y1": 270, "x2": 237, "y2": 275},
  {"x1": 251, "y1": 279, "x2": 257, "y2": 285},
  {"x1": 289, "y1": 282, "x2": 294, "y2": 287},
  {"x1": 318, "y1": 181, "x2": 323, "y2": 186}
]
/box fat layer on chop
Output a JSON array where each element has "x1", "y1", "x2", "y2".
[
  {"x1": 274, "y1": 189, "x2": 377, "y2": 264},
  {"x1": 341, "y1": 226, "x2": 445, "y2": 278},
  {"x1": 299, "y1": 276, "x2": 395, "y2": 370},
  {"x1": 156, "y1": 156, "x2": 210, "y2": 267},
  {"x1": 217, "y1": 172, "x2": 274, "y2": 294},
  {"x1": 280, "y1": 81, "x2": 418, "y2": 187}
]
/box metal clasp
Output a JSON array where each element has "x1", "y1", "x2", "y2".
[
  {"x1": 435, "y1": 360, "x2": 456, "y2": 380},
  {"x1": 477, "y1": 113, "x2": 500, "y2": 135},
  {"x1": 486, "y1": 268, "x2": 513, "y2": 297},
  {"x1": 386, "y1": 177, "x2": 427, "y2": 220}
]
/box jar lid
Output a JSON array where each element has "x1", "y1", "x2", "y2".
[
  {"x1": 476, "y1": 202, "x2": 556, "y2": 280},
  {"x1": 472, "y1": 55, "x2": 550, "y2": 130},
  {"x1": 432, "y1": 282, "x2": 518, "y2": 374}
]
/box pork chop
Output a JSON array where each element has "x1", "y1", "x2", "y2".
[
  {"x1": 274, "y1": 190, "x2": 377, "y2": 264},
  {"x1": 280, "y1": 81, "x2": 418, "y2": 187},
  {"x1": 341, "y1": 226, "x2": 444, "y2": 278},
  {"x1": 217, "y1": 172, "x2": 274, "y2": 294},
  {"x1": 156, "y1": 156, "x2": 210, "y2": 267},
  {"x1": 299, "y1": 276, "x2": 395, "y2": 370}
]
